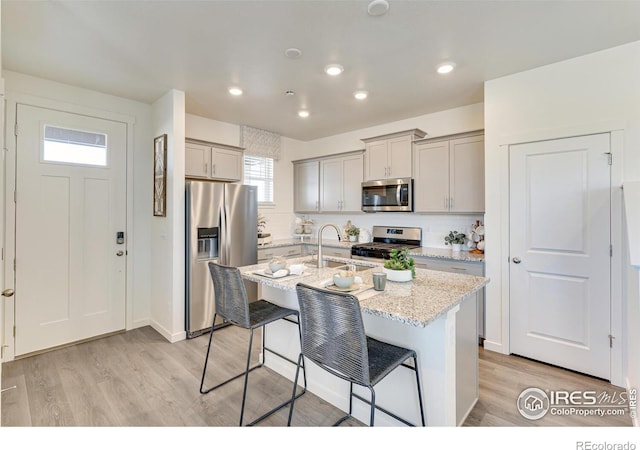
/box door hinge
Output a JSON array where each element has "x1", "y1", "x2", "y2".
[
  {"x1": 14, "y1": 122, "x2": 18, "y2": 137},
  {"x1": 610, "y1": 244, "x2": 613, "y2": 257},
  {"x1": 606, "y1": 152, "x2": 612, "y2": 165},
  {"x1": 609, "y1": 334, "x2": 615, "y2": 348},
  {"x1": 14, "y1": 190, "x2": 16, "y2": 203},
  {"x1": 13, "y1": 325, "x2": 16, "y2": 338}
]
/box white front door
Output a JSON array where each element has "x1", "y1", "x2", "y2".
[
  {"x1": 14, "y1": 104, "x2": 127, "y2": 356},
  {"x1": 509, "y1": 133, "x2": 611, "y2": 380}
]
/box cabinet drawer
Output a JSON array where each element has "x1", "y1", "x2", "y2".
[
  {"x1": 321, "y1": 247, "x2": 351, "y2": 259},
  {"x1": 413, "y1": 257, "x2": 484, "y2": 276},
  {"x1": 258, "y1": 245, "x2": 302, "y2": 262}
]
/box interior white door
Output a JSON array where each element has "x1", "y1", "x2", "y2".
[
  {"x1": 509, "y1": 133, "x2": 611, "y2": 379},
  {"x1": 15, "y1": 104, "x2": 127, "y2": 356}
]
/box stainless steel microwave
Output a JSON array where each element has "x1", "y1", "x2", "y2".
[{"x1": 361, "y1": 178, "x2": 413, "y2": 212}]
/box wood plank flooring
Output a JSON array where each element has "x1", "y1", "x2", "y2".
[{"x1": 1, "y1": 326, "x2": 632, "y2": 427}]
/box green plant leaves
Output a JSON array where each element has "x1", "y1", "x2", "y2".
[{"x1": 383, "y1": 247, "x2": 416, "y2": 278}]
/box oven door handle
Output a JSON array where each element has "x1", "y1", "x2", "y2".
[{"x1": 351, "y1": 254, "x2": 386, "y2": 263}]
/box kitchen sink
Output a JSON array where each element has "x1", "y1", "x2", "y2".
[{"x1": 303, "y1": 258, "x2": 374, "y2": 272}]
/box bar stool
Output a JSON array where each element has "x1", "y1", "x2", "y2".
[
  {"x1": 288, "y1": 283, "x2": 425, "y2": 427},
  {"x1": 200, "y1": 262, "x2": 306, "y2": 426}
]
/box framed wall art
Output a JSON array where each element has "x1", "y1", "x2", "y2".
[{"x1": 153, "y1": 134, "x2": 167, "y2": 217}]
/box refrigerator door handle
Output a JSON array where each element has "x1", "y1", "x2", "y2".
[
  {"x1": 219, "y1": 208, "x2": 226, "y2": 265},
  {"x1": 224, "y1": 204, "x2": 231, "y2": 263}
]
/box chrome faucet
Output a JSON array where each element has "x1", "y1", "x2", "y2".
[{"x1": 317, "y1": 223, "x2": 343, "y2": 268}]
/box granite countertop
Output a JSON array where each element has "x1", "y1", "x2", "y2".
[
  {"x1": 258, "y1": 239, "x2": 485, "y2": 262},
  {"x1": 239, "y1": 256, "x2": 489, "y2": 328}
]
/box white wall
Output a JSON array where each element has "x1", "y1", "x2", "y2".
[
  {"x1": 2, "y1": 70, "x2": 154, "y2": 334},
  {"x1": 299, "y1": 103, "x2": 485, "y2": 246},
  {"x1": 484, "y1": 41, "x2": 640, "y2": 387},
  {"x1": 150, "y1": 90, "x2": 186, "y2": 342}
]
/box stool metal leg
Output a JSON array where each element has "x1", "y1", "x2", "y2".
[
  {"x1": 200, "y1": 317, "x2": 264, "y2": 395},
  {"x1": 413, "y1": 355, "x2": 426, "y2": 426},
  {"x1": 369, "y1": 387, "x2": 376, "y2": 427},
  {"x1": 246, "y1": 318, "x2": 307, "y2": 427},
  {"x1": 238, "y1": 327, "x2": 256, "y2": 426},
  {"x1": 287, "y1": 352, "x2": 304, "y2": 426}
]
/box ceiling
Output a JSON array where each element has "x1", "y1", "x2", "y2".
[{"x1": 3, "y1": 1, "x2": 640, "y2": 141}]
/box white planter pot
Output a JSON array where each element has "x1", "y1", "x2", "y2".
[
  {"x1": 452, "y1": 243, "x2": 463, "y2": 252},
  {"x1": 349, "y1": 235, "x2": 358, "y2": 242},
  {"x1": 383, "y1": 267, "x2": 413, "y2": 282}
]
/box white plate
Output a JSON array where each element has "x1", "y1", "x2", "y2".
[
  {"x1": 252, "y1": 269, "x2": 290, "y2": 279},
  {"x1": 475, "y1": 225, "x2": 485, "y2": 236},
  {"x1": 326, "y1": 283, "x2": 361, "y2": 293}
]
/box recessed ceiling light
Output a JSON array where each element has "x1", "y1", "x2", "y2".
[
  {"x1": 324, "y1": 64, "x2": 344, "y2": 76},
  {"x1": 298, "y1": 110, "x2": 310, "y2": 118},
  {"x1": 367, "y1": 0, "x2": 389, "y2": 16},
  {"x1": 354, "y1": 90, "x2": 368, "y2": 100},
  {"x1": 436, "y1": 62, "x2": 456, "y2": 74},
  {"x1": 284, "y1": 48, "x2": 303, "y2": 59},
  {"x1": 228, "y1": 87, "x2": 243, "y2": 96}
]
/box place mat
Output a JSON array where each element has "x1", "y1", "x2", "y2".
[
  {"x1": 325, "y1": 283, "x2": 374, "y2": 295},
  {"x1": 251, "y1": 269, "x2": 306, "y2": 280}
]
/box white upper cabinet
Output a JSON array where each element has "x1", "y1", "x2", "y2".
[
  {"x1": 294, "y1": 151, "x2": 364, "y2": 214},
  {"x1": 362, "y1": 129, "x2": 426, "y2": 181},
  {"x1": 185, "y1": 140, "x2": 243, "y2": 182},
  {"x1": 413, "y1": 132, "x2": 485, "y2": 213}
]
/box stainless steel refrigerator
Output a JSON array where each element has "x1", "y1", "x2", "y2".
[{"x1": 185, "y1": 180, "x2": 258, "y2": 338}]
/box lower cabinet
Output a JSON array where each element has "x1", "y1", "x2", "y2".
[
  {"x1": 413, "y1": 256, "x2": 485, "y2": 341},
  {"x1": 258, "y1": 245, "x2": 302, "y2": 262}
]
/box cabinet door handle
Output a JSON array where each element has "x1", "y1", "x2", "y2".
[
  {"x1": 450, "y1": 197, "x2": 454, "y2": 209},
  {"x1": 204, "y1": 162, "x2": 208, "y2": 174},
  {"x1": 450, "y1": 267, "x2": 467, "y2": 271},
  {"x1": 213, "y1": 163, "x2": 216, "y2": 175},
  {"x1": 445, "y1": 196, "x2": 449, "y2": 209}
]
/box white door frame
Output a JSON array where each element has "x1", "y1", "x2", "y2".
[
  {"x1": 494, "y1": 121, "x2": 624, "y2": 387},
  {"x1": 2, "y1": 92, "x2": 136, "y2": 362}
]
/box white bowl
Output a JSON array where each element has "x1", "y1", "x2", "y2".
[
  {"x1": 333, "y1": 270, "x2": 355, "y2": 288},
  {"x1": 268, "y1": 262, "x2": 286, "y2": 273}
]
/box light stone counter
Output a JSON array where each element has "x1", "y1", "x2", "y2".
[
  {"x1": 241, "y1": 256, "x2": 487, "y2": 328},
  {"x1": 239, "y1": 256, "x2": 489, "y2": 427},
  {"x1": 258, "y1": 238, "x2": 355, "y2": 250}
]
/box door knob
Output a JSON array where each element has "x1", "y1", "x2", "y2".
[
  {"x1": 512, "y1": 257, "x2": 521, "y2": 264},
  {"x1": 2, "y1": 289, "x2": 14, "y2": 297},
  {"x1": 116, "y1": 251, "x2": 124, "y2": 256}
]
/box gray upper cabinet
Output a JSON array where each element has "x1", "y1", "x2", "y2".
[
  {"x1": 413, "y1": 131, "x2": 485, "y2": 213},
  {"x1": 320, "y1": 153, "x2": 364, "y2": 213},
  {"x1": 293, "y1": 151, "x2": 364, "y2": 214},
  {"x1": 293, "y1": 160, "x2": 320, "y2": 213},
  {"x1": 185, "y1": 140, "x2": 244, "y2": 182},
  {"x1": 362, "y1": 129, "x2": 426, "y2": 181}
]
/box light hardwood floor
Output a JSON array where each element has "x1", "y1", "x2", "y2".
[{"x1": 0, "y1": 326, "x2": 632, "y2": 427}]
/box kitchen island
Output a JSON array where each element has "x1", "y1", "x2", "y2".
[{"x1": 239, "y1": 256, "x2": 489, "y2": 426}]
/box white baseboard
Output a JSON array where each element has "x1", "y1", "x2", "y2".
[
  {"x1": 150, "y1": 319, "x2": 186, "y2": 343},
  {"x1": 128, "y1": 318, "x2": 150, "y2": 330},
  {"x1": 482, "y1": 339, "x2": 506, "y2": 354}
]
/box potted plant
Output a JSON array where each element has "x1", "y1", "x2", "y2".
[
  {"x1": 346, "y1": 224, "x2": 360, "y2": 242},
  {"x1": 383, "y1": 248, "x2": 415, "y2": 282},
  {"x1": 444, "y1": 231, "x2": 466, "y2": 252}
]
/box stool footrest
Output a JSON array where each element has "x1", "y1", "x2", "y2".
[{"x1": 200, "y1": 362, "x2": 263, "y2": 394}]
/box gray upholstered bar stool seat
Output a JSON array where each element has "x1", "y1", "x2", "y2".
[
  {"x1": 289, "y1": 283, "x2": 426, "y2": 427},
  {"x1": 200, "y1": 262, "x2": 306, "y2": 426}
]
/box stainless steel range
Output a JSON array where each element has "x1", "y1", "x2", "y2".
[{"x1": 351, "y1": 226, "x2": 422, "y2": 261}]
